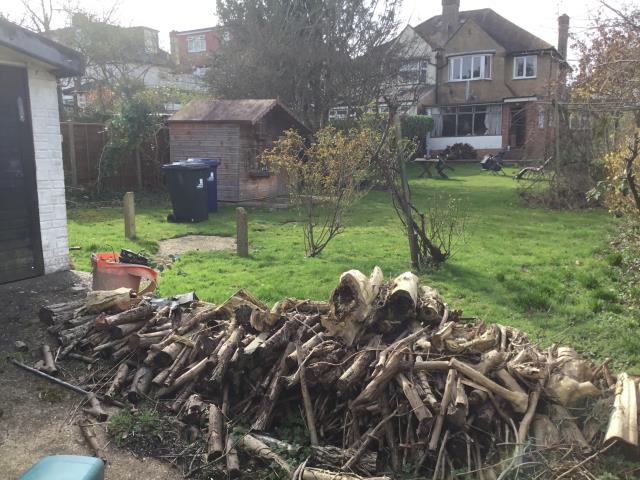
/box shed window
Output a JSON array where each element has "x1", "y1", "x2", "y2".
[
  {"x1": 514, "y1": 55, "x2": 537, "y2": 79},
  {"x1": 187, "y1": 34, "x2": 206, "y2": 53}
]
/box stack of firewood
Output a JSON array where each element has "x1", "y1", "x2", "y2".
[{"x1": 36, "y1": 268, "x2": 638, "y2": 479}]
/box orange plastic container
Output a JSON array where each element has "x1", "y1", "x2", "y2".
[{"x1": 91, "y1": 252, "x2": 158, "y2": 295}]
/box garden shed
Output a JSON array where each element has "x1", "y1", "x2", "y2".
[
  {"x1": 168, "y1": 99, "x2": 309, "y2": 202},
  {"x1": 0, "y1": 19, "x2": 83, "y2": 284}
]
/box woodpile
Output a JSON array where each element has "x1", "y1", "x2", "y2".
[{"x1": 36, "y1": 268, "x2": 639, "y2": 478}]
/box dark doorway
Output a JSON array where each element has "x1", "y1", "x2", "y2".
[
  {"x1": 0, "y1": 65, "x2": 44, "y2": 284},
  {"x1": 509, "y1": 105, "x2": 527, "y2": 148}
]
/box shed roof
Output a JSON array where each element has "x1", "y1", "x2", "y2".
[
  {"x1": 414, "y1": 8, "x2": 555, "y2": 56},
  {"x1": 0, "y1": 18, "x2": 84, "y2": 77},
  {"x1": 169, "y1": 99, "x2": 307, "y2": 129}
]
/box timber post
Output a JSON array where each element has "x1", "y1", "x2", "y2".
[
  {"x1": 236, "y1": 207, "x2": 248, "y2": 257},
  {"x1": 124, "y1": 192, "x2": 136, "y2": 239}
]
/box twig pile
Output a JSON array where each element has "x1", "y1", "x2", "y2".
[{"x1": 36, "y1": 268, "x2": 639, "y2": 479}]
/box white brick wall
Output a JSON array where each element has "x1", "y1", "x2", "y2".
[{"x1": 27, "y1": 67, "x2": 69, "y2": 274}]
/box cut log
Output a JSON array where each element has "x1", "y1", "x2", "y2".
[
  {"x1": 108, "y1": 320, "x2": 146, "y2": 339},
  {"x1": 85, "y1": 287, "x2": 135, "y2": 314},
  {"x1": 429, "y1": 368, "x2": 456, "y2": 450},
  {"x1": 449, "y1": 358, "x2": 529, "y2": 413},
  {"x1": 324, "y1": 267, "x2": 383, "y2": 345},
  {"x1": 337, "y1": 335, "x2": 381, "y2": 393},
  {"x1": 252, "y1": 342, "x2": 295, "y2": 431},
  {"x1": 225, "y1": 435, "x2": 240, "y2": 477},
  {"x1": 37, "y1": 344, "x2": 58, "y2": 375},
  {"x1": 169, "y1": 380, "x2": 196, "y2": 413},
  {"x1": 238, "y1": 433, "x2": 292, "y2": 475},
  {"x1": 209, "y1": 326, "x2": 245, "y2": 384},
  {"x1": 396, "y1": 373, "x2": 432, "y2": 423},
  {"x1": 127, "y1": 366, "x2": 153, "y2": 403},
  {"x1": 104, "y1": 363, "x2": 129, "y2": 400},
  {"x1": 39, "y1": 300, "x2": 84, "y2": 325},
  {"x1": 177, "y1": 306, "x2": 216, "y2": 335},
  {"x1": 95, "y1": 302, "x2": 154, "y2": 328},
  {"x1": 207, "y1": 403, "x2": 224, "y2": 461},
  {"x1": 154, "y1": 342, "x2": 185, "y2": 368},
  {"x1": 181, "y1": 393, "x2": 205, "y2": 425},
  {"x1": 83, "y1": 392, "x2": 108, "y2": 421},
  {"x1": 296, "y1": 338, "x2": 319, "y2": 446},
  {"x1": 78, "y1": 417, "x2": 106, "y2": 461},
  {"x1": 604, "y1": 372, "x2": 638, "y2": 447},
  {"x1": 532, "y1": 414, "x2": 560, "y2": 447},
  {"x1": 352, "y1": 349, "x2": 406, "y2": 408},
  {"x1": 550, "y1": 404, "x2": 591, "y2": 452}
]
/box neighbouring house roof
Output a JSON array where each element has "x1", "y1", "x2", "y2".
[
  {"x1": 414, "y1": 8, "x2": 555, "y2": 55},
  {"x1": 0, "y1": 18, "x2": 84, "y2": 77},
  {"x1": 169, "y1": 99, "x2": 309, "y2": 131}
]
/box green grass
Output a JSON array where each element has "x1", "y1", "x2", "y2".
[{"x1": 67, "y1": 165, "x2": 640, "y2": 373}]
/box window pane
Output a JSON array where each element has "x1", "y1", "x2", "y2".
[
  {"x1": 459, "y1": 106, "x2": 473, "y2": 112},
  {"x1": 442, "y1": 115, "x2": 457, "y2": 136},
  {"x1": 484, "y1": 55, "x2": 491, "y2": 78},
  {"x1": 461, "y1": 56, "x2": 472, "y2": 79},
  {"x1": 516, "y1": 57, "x2": 524, "y2": 77},
  {"x1": 525, "y1": 56, "x2": 536, "y2": 77},
  {"x1": 451, "y1": 58, "x2": 461, "y2": 80},
  {"x1": 473, "y1": 113, "x2": 488, "y2": 135},
  {"x1": 472, "y1": 56, "x2": 481, "y2": 78},
  {"x1": 458, "y1": 113, "x2": 473, "y2": 135}
]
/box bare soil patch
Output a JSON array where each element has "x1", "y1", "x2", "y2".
[
  {"x1": 0, "y1": 271, "x2": 180, "y2": 479},
  {"x1": 156, "y1": 235, "x2": 236, "y2": 261}
]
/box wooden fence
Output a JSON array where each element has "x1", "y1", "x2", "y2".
[{"x1": 61, "y1": 122, "x2": 170, "y2": 190}]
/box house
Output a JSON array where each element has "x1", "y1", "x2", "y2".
[
  {"x1": 49, "y1": 15, "x2": 205, "y2": 113},
  {"x1": 330, "y1": 1, "x2": 570, "y2": 160},
  {"x1": 416, "y1": 1, "x2": 571, "y2": 159},
  {"x1": 0, "y1": 18, "x2": 83, "y2": 284},
  {"x1": 169, "y1": 26, "x2": 230, "y2": 69},
  {"x1": 168, "y1": 99, "x2": 309, "y2": 202}
]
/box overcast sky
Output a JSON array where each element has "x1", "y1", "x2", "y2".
[{"x1": 2, "y1": 0, "x2": 616, "y2": 61}]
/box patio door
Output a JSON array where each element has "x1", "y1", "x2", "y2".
[
  {"x1": 509, "y1": 105, "x2": 527, "y2": 148},
  {"x1": 0, "y1": 64, "x2": 44, "y2": 284}
]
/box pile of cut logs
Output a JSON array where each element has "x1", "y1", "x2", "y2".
[{"x1": 33, "y1": 268, "x2": 638, "y2": 479}]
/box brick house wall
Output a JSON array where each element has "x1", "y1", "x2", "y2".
[
  {"x1": 170, "y1": 28, "x2": 227, "y2": 68},
  {"x1": 28, "y1": 66, "x2": 69, "y2": 273}
]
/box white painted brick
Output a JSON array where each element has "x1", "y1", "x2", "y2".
[{"x1": 27, "y1": 67, "x2": 69, "y2": 274}]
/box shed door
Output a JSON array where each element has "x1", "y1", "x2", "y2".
[{"x1": 0, "y1": 65, "x2": 44, "y2": 283}]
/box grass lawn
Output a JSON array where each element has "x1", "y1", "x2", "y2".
[{"x1": 67, "y1": 164, "x2": 640, "y2": 373}]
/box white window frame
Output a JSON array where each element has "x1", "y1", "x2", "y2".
[
  {"x1": 513, "y1": 55, "x2": 537, "y2": 79},
  {"x1": 449, "y1": 54, "x2": 492, "y2": 82},
  {"x1": 399, "y1": 60, "x2": 429, "y2": 85},
  {"x1": 187, "y1": 34, "x2": 206, "y2": 53}
]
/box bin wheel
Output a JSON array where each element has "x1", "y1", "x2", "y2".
[{"x1": 167, "y1": 213, "x2": 177, "y2": 223}]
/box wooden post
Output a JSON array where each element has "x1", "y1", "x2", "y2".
[
  {"x1": 236, "y1": 207, "x2": 248, "y2": 257},
  {"x1": 67, "y1": 122, "x2": 78, "y2": 187},
  {"x1": 124, "y1": 192, "x2": 136, "y2": 239}
]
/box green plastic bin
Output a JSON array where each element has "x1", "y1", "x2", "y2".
[{"x1": 19, "y1": 455, "x2": 105, "y2": 480}]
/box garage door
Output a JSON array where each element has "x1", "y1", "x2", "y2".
[{"x1": 0, "y1": 65, "x2": 44, "y2": 283}]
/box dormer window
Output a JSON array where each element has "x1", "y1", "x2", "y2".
[
  {"x1": 514, "y1": 55, "x2": 537, "y2": 79},
  {"x1": 449, "y1": 54, "x2": 491, "y2": 81}
]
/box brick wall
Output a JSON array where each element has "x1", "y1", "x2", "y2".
[
  {"x1": 28, "y1": 67, "x2": 69, "y2": 274},
  {"x1": 169, "y1": 122, "x2": 242, "y2": 201}
]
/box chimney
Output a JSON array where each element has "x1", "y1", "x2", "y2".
[
  {"x1": 442, "y1": 0, "x2": 460, "y2": 37},
  {"x1": 557, "y1": 14, "x2": 570, "y2": 60}
]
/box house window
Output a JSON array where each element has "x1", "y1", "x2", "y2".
[
  {"x1": 328, "y1": 106, "x2": 350, "y2": 121},
  {"x1": 449, "y1": 54, "x2": 491, "y2": 81},
  {"x1": 187, "y1": 34, "x2": 206, "y2": 53},
  {"x1": 514, "y1": 55, "x2": 537, "y2": 79},
  {"x1": 430, "y1": 104, "x2": 502, "y2": 137},
  {"x1": 399, "y1": 60, "x2": 429, "y2": 84}
]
